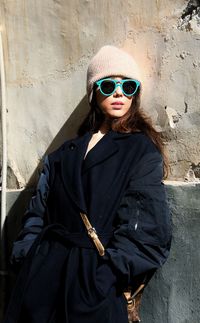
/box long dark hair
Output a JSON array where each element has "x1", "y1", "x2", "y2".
[{"x1": 78, "y1": 86, "x2": 168, "y2": 178}]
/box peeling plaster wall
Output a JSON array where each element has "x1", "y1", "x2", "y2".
[
  {"x1": 1, "y1": 1, "x2": 200, "y2": 322},
  {"x1": 0, "y1": 0, "x2": 199, "y2": 186}
]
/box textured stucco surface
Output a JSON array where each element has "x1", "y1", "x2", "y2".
[
  {"x1": 0, "y1": 0, "x2": 199, "y2": 187},
  {"x1": 0, "y1": 1, "x2": 200, "y2": 322}
]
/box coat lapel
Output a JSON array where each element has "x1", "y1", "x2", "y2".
[
  {"x1": 82, "y1": 131, "x2": 119, "y2": 172},
  {"x1": 60, "y1": 132, "x2": 92, "y2": 213}
]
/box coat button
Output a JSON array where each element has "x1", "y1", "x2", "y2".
[{"x1": 69, "y1": 143, "x2": 76, "y2": 150}]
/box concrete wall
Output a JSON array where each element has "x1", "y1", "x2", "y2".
[
  {"x1": 141, "y1": 183, "x2": 200, "y2": 323},
  {"x1": 0, "y1": 0, "x2": 200, "y2": 322}
]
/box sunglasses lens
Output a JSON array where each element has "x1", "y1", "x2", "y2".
[
  {"x1": 100, "y1": 80, "x2": 115, "y2": 95},
  {"x1": 123, "y1": 81, "x2": 138, "y2": 95}
]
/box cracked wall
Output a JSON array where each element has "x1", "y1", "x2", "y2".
[
  {"x1": 0, "y1": 0, "x2": 200, "y2": 185},
  {"x1": 1, "y1": 1, "x2": 200, "y2": 322}
]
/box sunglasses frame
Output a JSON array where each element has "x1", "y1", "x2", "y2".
[{"x1": 96, "y1": 78, "x2": 140, "y2": 97}]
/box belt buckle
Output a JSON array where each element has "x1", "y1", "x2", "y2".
[{"x1": 88, "y1": 227, "x2": 97, "y2": 238}]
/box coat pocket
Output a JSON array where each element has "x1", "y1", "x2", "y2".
[
  {"x1": 128, "y1": 193, "x2": 141, "y2": 233},
  {"x1": 137, "y1": 188, "x2": 171, "y2": 245},
  {"x1": 125, "y1": 187, "x2": 171, "y2": 246}
]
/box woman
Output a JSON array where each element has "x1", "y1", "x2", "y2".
[{"x1": 4, "y1": 45, "x2": 172, "y2": 323}]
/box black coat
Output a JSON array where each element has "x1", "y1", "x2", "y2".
[{"x1": 4, "y1": 130, "x2": 172, "y2": 323}]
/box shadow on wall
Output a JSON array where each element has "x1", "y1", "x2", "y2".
[
  {"x1": 0, "y1": 95, "x2": 90, "y2": 319},
  {"x1": 26, "y1": 95, "x2": 90, "y2": 188}
]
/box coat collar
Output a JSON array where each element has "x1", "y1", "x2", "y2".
[{"x1": 60, "y1": 130, "x2": 132, "y2": 212}]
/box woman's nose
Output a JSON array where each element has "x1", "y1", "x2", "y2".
[{"x1": 114, "y1": 84, "x2": 123, "y2": 96}]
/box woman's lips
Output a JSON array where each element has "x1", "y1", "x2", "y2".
[
  {"x1": 111, "y1": 102, "x2": 124, "y2": 105},
  {"x1": 111, "y1": 102, "x2": 124, "y2": 109}
]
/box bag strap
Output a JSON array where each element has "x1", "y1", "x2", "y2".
[
  {"x1": 80, "y1": 212, "x2": 105, "y2": 256},
  {"x1": 80, "y1": 212, "x2": 145, "y2": 309}
]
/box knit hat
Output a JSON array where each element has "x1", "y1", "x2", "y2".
[{"x1": 87, "y1": 45, "x2": 141, "y2": 103}]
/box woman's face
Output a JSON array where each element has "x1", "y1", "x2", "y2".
[{"x1": 95, "y1": 76, "x2": 134, "y2": 119}]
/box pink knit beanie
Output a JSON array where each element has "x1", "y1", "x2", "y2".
[{"x1": 87, "y1": 45, "x2": 141, "y2": 103}]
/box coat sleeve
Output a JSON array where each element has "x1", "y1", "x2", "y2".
[
  {"x1": 11, "y1": 155, "x2": 50, "y2": 264},
  {"x1": 104, "y1": 151, "x2": 172, "y2": 290}
]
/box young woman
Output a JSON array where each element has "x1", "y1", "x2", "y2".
[{"x1": 4, "y1": 45, "x2": 172, "y2": 323}]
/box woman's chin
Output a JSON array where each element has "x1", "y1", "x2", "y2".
[{"x1": 106, "y1": 111, "x2": 127, "y2": 119}]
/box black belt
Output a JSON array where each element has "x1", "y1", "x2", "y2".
[{"x1": 45, "y1": 224, "x2": 113, "y2": 249}]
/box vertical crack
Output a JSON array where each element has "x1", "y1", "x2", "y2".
[{"x1": 184, "y1": 102, "x2": 188, "y2": 113}]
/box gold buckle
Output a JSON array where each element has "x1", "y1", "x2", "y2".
[{"x1": 87, "y1": 227, "x2": 97, "y2": 238}]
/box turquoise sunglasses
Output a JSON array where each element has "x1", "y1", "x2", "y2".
[{"x1": 96, "y1": 78, "x2": 140, "y2": 96}]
